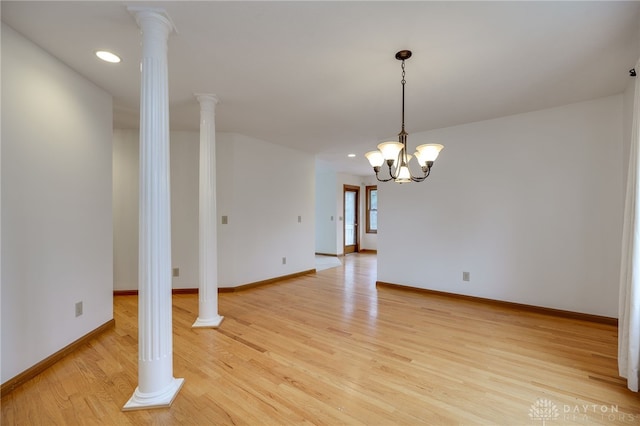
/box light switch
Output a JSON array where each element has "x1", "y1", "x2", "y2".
[{"x1": 222, "y1": 215, "x2": 228, "y2": 225}]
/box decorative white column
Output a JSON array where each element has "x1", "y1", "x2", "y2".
[
  {"x1": 123, "y1": 7, "x2": 183, "y2": 411},
  {"x1": 193, "y1": 94, "x2": 224, "y2": 328}
]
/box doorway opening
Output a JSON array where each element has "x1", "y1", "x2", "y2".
[{"x1": 343, "y1": 185, "x2": 360, "y2": 254}]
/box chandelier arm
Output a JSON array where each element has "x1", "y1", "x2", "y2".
[
  {"x1": 375, "y1": 174, "x2": 395, "y2": 183},
  {"x1": 409, "y1": 166, "x2": 432, "y2": 182},
  {"x1": 372, "y1": 165, "x2": 395, "y2": 182},
  {"x1": 424, "y1": 166, "x2": 432, "y2": 179},
  {"x1": 409, "y1": 170, "x2": 424, "y2": 182},
  {"x1": 387, "y1": 159, "x2": 399, "y2": 179}
]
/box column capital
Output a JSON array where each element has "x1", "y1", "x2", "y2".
[
  {"x1": 195, "y1": 94, "x2": 220, "y2": 110},
  {"x1": 127, "y1": 6, "x2": 177, "y2": 35}
]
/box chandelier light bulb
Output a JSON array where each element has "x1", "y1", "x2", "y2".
[
  {"x1": 416, "y1": 144, "x2": 444, "y2": 162},
  {"x1": 377, "y1": 141, "x2": 403, "y2": 161},
  {"x1": 395, "y1": 165, "x2": 412, "y2": 183},
  {"x1": 365, "y1": 151, "x2": 384, "y2": 167}
]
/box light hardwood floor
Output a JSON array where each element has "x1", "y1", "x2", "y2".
[{"x1": 2, "y1": 253, "x2": 639, "y2": 425}]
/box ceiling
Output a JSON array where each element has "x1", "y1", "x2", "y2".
[{"x1": 2, "y1": 1, "x2": 639, "y2": 176}]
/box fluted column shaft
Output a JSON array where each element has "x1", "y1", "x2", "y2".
[
  {"x1": 193, "y1": 94, "x2": 224, "y2": 328},
  {"x1": 123, "y1": 7, "x2": 183, "y2": 410}
]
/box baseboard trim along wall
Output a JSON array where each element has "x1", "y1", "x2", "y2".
[
  {"x1": 113, "y1": 288, "x2": 199, "y2": 296},
  {"x1": 172, "y1": 288, "x2": 199, "y2": 295},
  {"x1": 113, "y1": 269, "x2": 317, "y2": 296},
  {"x1": 376, "y1": 281, "x2": 617, "y2": 326},
  {"x1": 316, "y1": 251, "x2": 376, "y2": 256},
  {"x1": 219, "y1": 269, "x2": 316, "y2": 293},
  {"x1": 113, "y1": 289, "x2": 139, "y2": 296},
  {"x1": 1, "y1": 319, "x2": 116, "y2": 397}
]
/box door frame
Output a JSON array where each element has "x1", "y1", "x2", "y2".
[{"x1": 343, "y1": 185, "x2": 360, "y2": 254}]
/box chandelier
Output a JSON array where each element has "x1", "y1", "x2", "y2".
[{"x1": 365, "y1": 50, "x2": 443, "y2": 183}]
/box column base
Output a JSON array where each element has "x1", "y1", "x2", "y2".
[
  {"x1": 192, "y1": 315, "x2": 224, "y2": 328},
  {"x1": 122, "y1": 377, "x2": 184, "y2": 411}
]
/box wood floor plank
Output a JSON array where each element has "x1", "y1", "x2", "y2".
[{"x1": 2, "y1": 253, "x2": 639, "y2": 425}]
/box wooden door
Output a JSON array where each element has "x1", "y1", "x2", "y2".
[{"x1": 343, "y1": 185, "x2": 359, "y2": 254}]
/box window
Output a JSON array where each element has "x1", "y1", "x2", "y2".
[{"x1": 366, "y1": 185, "x2": 377, "y2": 233}]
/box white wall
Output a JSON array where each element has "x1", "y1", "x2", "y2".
[
  {"x1": 378, "y1": 95, "x2": 624, "y2": 317},
  {"x1": 216, "y1": 133, "x2": 315, "y2": 288},
  {"x1": 315, "y1": 166, "x2": 338, "y2": 255},
  {"x1": 113, "y1": 129, "x2": 139, "y2": 290},
  {"x1": 113, "y1": 130, "x2": 200, "y2": 290},
  {"x1": 1, "y1": 24, "x2": 113, "y2": 383},
  {"x1": 170, "y1": 131, "x2": 200, "y2": 288},
  {"x1": 112, "y1": 130, "x2": 316, "y2": 290}
]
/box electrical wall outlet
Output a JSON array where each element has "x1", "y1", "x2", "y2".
[
  {"x1": 221, "y1": 215, "x2": 228, "y2": 225},
  {"x1": 463, "y1": 272, "x2": 470, "y2": 282},
  {"x1": 173, "y1": 268, "x2": 180, "y2": 277},
  {"x1": 282, "y1": 257, "x2": 286, "y2": 265},
  {"x1": 75, "y1": 301, "x2": 83, "y2": 317}
]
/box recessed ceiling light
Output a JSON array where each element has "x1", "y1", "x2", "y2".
[
  {"x1": 96, "y1": 50, "x2": 121, "y2": 63},
  {"x1": 348, "y1": 153, "x2": 356, "y2": 158}
]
